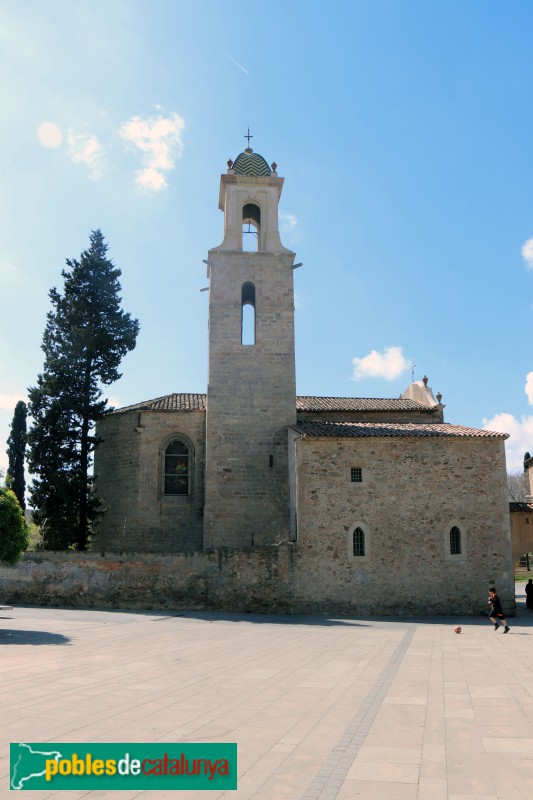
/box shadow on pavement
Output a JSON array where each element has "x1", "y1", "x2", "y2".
[{"x1": 0, "y1": 629, "x2": 71, "y2": 645}]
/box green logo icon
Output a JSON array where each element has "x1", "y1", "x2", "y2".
[{"x1": 10, "y1": 742, "x2": 237, "y2": 790}]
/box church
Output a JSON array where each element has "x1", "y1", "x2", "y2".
[{"x1": 93, "y1": 143, "x2": 515, "y2": 616}]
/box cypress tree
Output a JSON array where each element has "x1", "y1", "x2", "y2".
[
  {"x1": 28, "y1": 230, "x2": 139, "y2": 550},
  {"x1": 0, "y1": 487, "x2": 29, "y2": 565},
  {"x1": 6, "y1": 400, "x2": 27, "y2": 510}
]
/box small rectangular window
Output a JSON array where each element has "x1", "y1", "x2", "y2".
[{"x1": 351, "y1": 468, "x2": 362, "y2": 483}]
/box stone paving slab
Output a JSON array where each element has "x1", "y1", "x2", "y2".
[{"x1": 1, "y1": 584, "x2": 533, "y2": 798}]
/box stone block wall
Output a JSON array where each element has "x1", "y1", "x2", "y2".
[
  {"x1": 204, "y1": 250, "x2": 296, "y2": 549},
  {"x1": 291, "y1": 433, "x2": 515, "y2": 615},
  {"x1": 94, "y1": 409, "x2": 205, "y2": 553}
]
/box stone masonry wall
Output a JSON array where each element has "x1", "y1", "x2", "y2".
[
  {"x1": 291, "y1": 433, "x2": 515, "y2": 615},
  {"x1": 204, "y1": 250, "x2": 296, "y2": 549},
  {"x1": 94, "y1": 409, "x2": 205, "y2": 553},
  {"x1": 0, "y1": 545, "x2": 511, "y2": 616}
]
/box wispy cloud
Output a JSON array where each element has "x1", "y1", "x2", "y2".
[
  {"x1": 526, "y1": 372, "x2": 533, "y2": 405},
  {"x1": 37, "y1": 121, "x2": 63, "y2": 148},
  {"x1": 226, "y1": 55, "x2": 250, "y2": 75},
  {"x1": 67, "y1": 132, "x2": 105, "y2": 180},
  {"x1": 106, "y1": 396, "x2": 121, "y2": 408},
  {"x1": 521, "y1": 238, "x2": 533, "y2": 270},
  {"x1": 280, "y1": 212, "x2": 299, "y2": 244},
  {"x1": 483, "y1": 411, "x2": 533, "y2": 472},
  {"x1": 119, "y1": 112, "x2": 185, "y2": 192},
  {"x1": 0, "y1": 393, "x2": 28, "y2": 411},
  {"x1": 352, "y1": 346, "x2": 409, "y2": 381}
]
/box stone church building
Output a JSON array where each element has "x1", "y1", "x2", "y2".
[{"x1": 93, "y1": 144, "x2": 514, "y2": 615}]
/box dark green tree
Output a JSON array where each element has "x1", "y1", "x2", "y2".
[
  {"x1": 6, "y1": 400, "x2": 27, "y2": 510},
  {"x1": 0, "y1": 486, "x2": 29, "y2": 565},
  {"x1": 28, "y1": 230, "x2": 139, "y2": 551}
]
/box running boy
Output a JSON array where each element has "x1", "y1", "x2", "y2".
[{"x1": 488, "y1": 587, "x2": 510, "y2": 633}]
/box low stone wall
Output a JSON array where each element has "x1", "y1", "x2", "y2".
[
  {"x1": 0, "y1": 549, "x2": 298, "y2": 613},
  {"x1": 0, "y1": 546, "x2": 514, "y2": 616}
]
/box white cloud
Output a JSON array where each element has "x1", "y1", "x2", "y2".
[
  {"x1": 281, "y1": 213, "x2": 298, "y2": 231},
  {"x1": 119, "y1": 112, "x2": 185, "y2": 192},
  {"x1": 483, "y1": 412, "x2": 533, "y2": 473},
  {"x1": 280, "y1": 212, "x2": 299, "y2": 244},
  {"x1": 67, "y1": 132, "x2": 105, "y2": 180},
  {"x1": 0, "y1": 393, "x2": 28, "y2": 411},
  {"x1": 37, "y1": 121, "x2": 63, "y2": 148},
  {"x1": 352, "y1": 346, "x2": 409, "y2": 381},
  {"x1": 521, "y1": 238, "x2": 533, "y2": 270},
  {"x1": 526, "y1": 372, "x2": 533, "y2": 405}
]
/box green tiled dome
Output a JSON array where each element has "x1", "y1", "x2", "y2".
[{"x1": 232, "y1": 149, "x2": 271, "y2": 176}]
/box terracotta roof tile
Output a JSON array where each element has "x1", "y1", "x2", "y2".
[
  {"x1": 296, "y1": 396, "x2": 434, "y2": 412},
  {"x1": 291, "y1": 421, "x2": 509, "y2": 439},
  {"x1": 112, "y1": 394, "x2": 207, "y2": 413},
  {"x1": 114, "y1": 393, "x2": 432, "y2": 415}
]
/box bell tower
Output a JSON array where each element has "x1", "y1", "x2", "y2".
[{"x1": 203, "y1": 145, "x2": 297, "y2": 549}]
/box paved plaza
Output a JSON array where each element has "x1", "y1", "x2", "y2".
[{"x1": 2, "y1": 584, "x2": 533, "y2": 800}]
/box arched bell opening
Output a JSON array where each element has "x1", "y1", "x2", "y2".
[{"x1": 242, "y1": 203, "x2": 261, "y2": 252}]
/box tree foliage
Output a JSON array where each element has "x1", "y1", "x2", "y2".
[
  {"x1": 508, "y1": 470, "x2": 530, "y2": 502},
  {"x1": 0, "y1": 486, "x2": 29, "y2": 565},
  {"x1": 28, "y1": 230, "x2": 139, "y2": 551},
  {"x1": 6, "y1": 400, "x2": 27, "y2": 510}
]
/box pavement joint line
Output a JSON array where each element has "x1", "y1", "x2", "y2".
[{"x1": 300, "y1": 626, "x2": 416, "y2": 800}]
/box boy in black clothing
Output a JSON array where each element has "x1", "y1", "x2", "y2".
[{"x1": 488, "y1": 588, "x2": 510, "y2": 633}]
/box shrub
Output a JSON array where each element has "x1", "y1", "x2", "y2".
[{"x1": 0, "y1": 487, "x2": 29, "y2": 565}]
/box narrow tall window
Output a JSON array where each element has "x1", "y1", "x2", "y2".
[
  {"x1": 164, "y1": 440, "x2": 189, "y2": 495},
  {"x1": 351, "y1": 467, "x2": 362, "y2": 483},
  {"x1": 450, "y1": 526, "x2": 461, "y2": 555},
  {"x1": 242, "y1": 202, "x2": 260, "y2": 252},
  {"x1": 353, "y1": 527, "x2": 365, "y2": 557},
  {"x1": 242, "y1": 282, "x2": 256, "y2": 345}
]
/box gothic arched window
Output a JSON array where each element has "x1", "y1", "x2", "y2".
[
  {"x1": 353, "y1": 526, "x2": 365, "y2": 557},
  {"x1": 164, "y1": 440, "x2": 190, "y2": 495},
  {"x1": 450, "y1": 525, "x2": 461, "y2": 555}
]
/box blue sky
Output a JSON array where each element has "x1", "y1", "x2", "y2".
[{"x1": 1, "y1": 0, "x2": 533, "y2": 476}]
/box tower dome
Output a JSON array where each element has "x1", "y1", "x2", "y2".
[{"x1": 232, "y1": 148, "x2": 272, "y2": 176}]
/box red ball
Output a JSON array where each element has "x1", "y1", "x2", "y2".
[{"x1": 454, "y1": 625, "x2": 462, "y2": 634}]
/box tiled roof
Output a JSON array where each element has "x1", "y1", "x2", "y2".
[
  {"x1": 112, "y1": 394, "x2": 207, "y2": 413},
  {"x1": 296, "y1": 396, "x2": 434, "y2": 412},
  {"x1": 291, "y1": 421, "x2": 509, "y2": 439},
  {"x1": 113, "y1": 393, "x2": 433, "y2": 415},
  {"x1": 233, "y1": 150, "x2": 271, "y2": 177},
  {"x1": 509, "y1": 502, "x2": 533, "y2": 513}
]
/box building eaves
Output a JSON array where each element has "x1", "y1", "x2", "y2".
[
  {"x1": 111, "y1": 394, "x2": 207, "y2": 414},
  {"x1": 290, "y1": 421, "x2": 509, "y2": 439}
]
